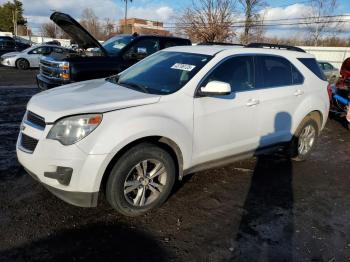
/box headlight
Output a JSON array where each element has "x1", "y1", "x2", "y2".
[
  {"x1": 59, "y1": 62, "x2": 70, "y2": 80},
  {"x1": 59, "y1": 61, "x2": 69, "y2": 70},
  {"x1": 47, "y1": 114, "x2": 102, "y2": 145}
]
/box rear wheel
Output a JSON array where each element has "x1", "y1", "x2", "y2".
[
  {"x1": 289, "y1": 117, "x2": 319, "y2": 161},
  {"x1": 106, "y1": 143, "x2": 175, "y2": 216},
  {"x1": 16, "y1": 59, "x2": 29, "y2": 70}
]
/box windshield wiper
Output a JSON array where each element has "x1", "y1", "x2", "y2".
[
  {"x1": 118, "y1": 81, "x2": 150, "y2": 94},
  {"x1": 106, "y1": 74, "x2": 119, "y2": 84}
]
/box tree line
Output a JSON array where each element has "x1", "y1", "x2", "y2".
[{"x1": 1, "y1": 0, "x2": 348, "y2": 46}]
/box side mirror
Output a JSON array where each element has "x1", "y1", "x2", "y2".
[{"x1": 198, "y1": 81, "x2": 231, "y2": 96}]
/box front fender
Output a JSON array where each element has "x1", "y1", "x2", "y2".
[{"x1": 76, "y1": 109, "x2": 193, "y2": 169}]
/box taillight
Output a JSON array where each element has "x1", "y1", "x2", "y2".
[{"x1": 327, "y1": 83, "x2": 332, "y2": 101}]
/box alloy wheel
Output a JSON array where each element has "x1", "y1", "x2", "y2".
[
  {"x1": 298, "y1": 124, "x2": 316, "y2": 156},
  {"x1": 123, "y1": 159, "x2": 168, "y2": 207}
]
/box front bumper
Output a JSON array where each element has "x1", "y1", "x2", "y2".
[
  {"x1": 36, "y1": 74, "x2": 71, "y2": 90},
  {"x1": 25, "y1": 168, "x2": 99, "y2": 207},
  {"x1": 16, "y1": 115, "x2": 109, "y2": 208},
  {"x1": 0, "y1": 57, "x2": 14, "y2": 67}
]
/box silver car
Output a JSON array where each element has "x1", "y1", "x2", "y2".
[
  {"x1": 0, "y1": 44, "x2": 74, "y2": 70},
  {"x1": 318, "y1": 60, "x2": 339, "y2": 83}
]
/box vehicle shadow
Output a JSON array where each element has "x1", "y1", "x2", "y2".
[
  {"x1": 233, "y1": 112, "x2": 294, "y2": 261},
  {"x1": 0, "y1": 223, "x2": 171, "y2": 262}
]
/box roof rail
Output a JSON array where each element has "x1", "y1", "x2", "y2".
[
  {"x1": 198, "y1": 42, "x2": 244, "y2": 46},
  {"x1": 245, "y1": 43, "x2": 306, "y2": 53}
]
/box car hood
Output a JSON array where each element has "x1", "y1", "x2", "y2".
[
  {"x1": 28, "y1": 79, "x2": 161, "y2": 123},
  {"x1": 50, "y1": 12, "x2": 107, "y2": 55},
  {"x1": 1, "y1": 52, "x2": 20, "y2": 58}
]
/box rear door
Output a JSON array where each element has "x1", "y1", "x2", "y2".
[{"x1": 254, "y1": 55, "x2": 305, "y2": 147}]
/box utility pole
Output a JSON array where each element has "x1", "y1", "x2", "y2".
[
  {"x1": 123, "y1": 0, "x2": 132, "y2": 33},
  {"x1": 12, "y1": 0, "x2": 18, "y2": 37}
]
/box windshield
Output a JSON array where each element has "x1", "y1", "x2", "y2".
[
  {"x1": 102, "y1": 35, "x2": 134, "y2": 55},
  {"x1": 109, "y1": 51, "x2": 211, "y2": 95}
]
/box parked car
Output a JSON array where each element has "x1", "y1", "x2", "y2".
[
  {"x1": 17, "y1": 44, "x2": 329, "y2": 216},
  {"x1": 36, "y1": 12, "x2": 191, "y2": 90},
  {"x1": 318, "y1": 60, "x2": 339, "y2": 82},
  {"x1": 44, "y1": 40, "x2": 61, "y2": 46},
  {"x1": 0, "y1": 44, "x2": 76, "y2": 70},
  {"x1": 0, "y1": 36, "x2": 31, "y2": 57}
]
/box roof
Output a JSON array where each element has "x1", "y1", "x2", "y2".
[
  {"x1": 164, "y1": 45, "x2": 243, "y2": 56},
  {"x1": 163, "y1": 44, "x2": 314, "y2": 58}
]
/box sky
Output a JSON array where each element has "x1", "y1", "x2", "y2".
[{"x1": 1, "y1": 0, "x2": 350, "y2": 37}]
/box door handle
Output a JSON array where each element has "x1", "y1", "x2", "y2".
[
  {"x1": 294, "y1": 89, "x2": 304, "y2": 96},
  {"x1": 246, "y1": 99, "x2": 260, "y2": 107}
]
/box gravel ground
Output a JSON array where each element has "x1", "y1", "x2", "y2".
[{"x1": 0, "y1": 68, "x2": 350, "y2": 261}]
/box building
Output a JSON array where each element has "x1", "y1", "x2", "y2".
[{"x1": 119, "y1": 18, "x2": 171, "y2": 36}]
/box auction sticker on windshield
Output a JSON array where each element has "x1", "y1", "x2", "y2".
[{"x1": 171, "y1": 63, "x2": 196, "y2": 71}]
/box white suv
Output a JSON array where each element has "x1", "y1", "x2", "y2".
[{"x1": 17, "y1": 44, "x2": 329, "y2": 216}]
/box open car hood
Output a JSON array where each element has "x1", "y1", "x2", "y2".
[{"x1": 50, "y1": 12, "x2": 107, "y2": 55}]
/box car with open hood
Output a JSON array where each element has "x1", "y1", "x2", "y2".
[{"x1": 36, "y1": 12, "x2": 191, "y2": 90}]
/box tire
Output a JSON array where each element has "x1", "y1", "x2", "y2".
[
  {"x1": 106, "y1": 143, "x2": 176, "y2": 216},
  {"x1": 16, "y1": 58, "x2": 29, "y2": 70},
  {"x1": 288, "y1": 117, "x2": 319, "y2": 161}
]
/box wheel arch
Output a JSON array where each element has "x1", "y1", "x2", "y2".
[
  {"x1": 15, "y1": 57, "x2": 30, "y2": 68},
  {"x1": 99, "y1": 136, "x2": 184, "y2": 193}
]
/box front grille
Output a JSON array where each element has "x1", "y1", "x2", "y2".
[
  {"x1": 26, "y1": 111, "x2": 46, "y2": 129},
  {"x1": 40, "y1": 65, "x2": 60, "y2": 79},
  {"x1": 40, "y1": 59, "x2": 59, "y2": 68},
  {"x1": 39, "y1": 58, "x2": 65, "y2": 80},
  {"x1": 21, "y1": 133, "x2": 39, "y2": 152}
]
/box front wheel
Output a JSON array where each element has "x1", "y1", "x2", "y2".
[
  {"x1": 16, "y1": 58, "x2": 29, "y2": 70},
  {"x1": 106, "y1": 143, "x2": 175, "y2": 216},
  {"x1": 289, "y1": 118, "x2": 319, "y2": 161}
]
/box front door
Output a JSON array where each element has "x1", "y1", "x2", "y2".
[{"x1": 193, "y1": 56, "x2": 260, "y2": 165}]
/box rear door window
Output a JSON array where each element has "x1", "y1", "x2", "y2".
[
  {"x1": 53, "y1": 47, "x2": 63, "y2": 53},
  {"x1": 298, "y1": 58, "x2": 327, "y2": 81},
  {"x1": 323, "y1": 63, "x2": 333, "y2": 70},
  {"x1": 124, "y1": 38, "x2": 160, "y2": 58},
  {"x1": 291, "y1": 64, "x2": 304, "y2": 85},
  {"x1": 255, "y1": 56, "x2": 293, "y2": 89}
]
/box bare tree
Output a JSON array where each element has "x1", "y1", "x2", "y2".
[
  {"x1": 176, "y1": 0, "x2": 237, "y2": 43},
  {"x1": 80, "y1": 8, "x2": 101, "y2": 39},
  {"x1": 238, "y1": 0, "x2": 266, "y2": 44},
  {"x1": 41, "y1": 22, "x2": 57, "y2": 38},
  {"x1": 303, "y1": 0, "x2": 343, "y2": 46},
  {"x1": 102, "y1": 18, "x2": 120, "y2": 40}
]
